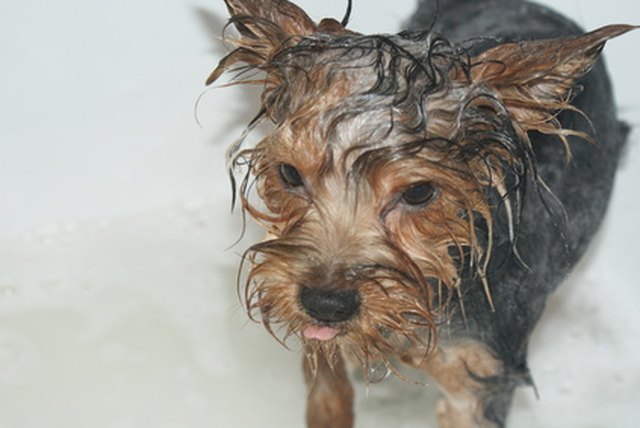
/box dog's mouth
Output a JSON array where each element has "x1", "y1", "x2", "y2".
[{"x1": 302, "y1": 325, "x2": 340, "y2": 341}]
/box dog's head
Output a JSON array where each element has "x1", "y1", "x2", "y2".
[{"x1": 208, "y1": 0, "x2": 632, "y2": 368}]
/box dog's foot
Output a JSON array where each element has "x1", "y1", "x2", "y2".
[{"x1": 436, "y1": 398, "x2": 498, "y2": 428}]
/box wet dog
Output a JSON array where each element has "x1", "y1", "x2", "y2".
[{"x1": 207, "y1": 0, "x2": 635, "y2": 426}]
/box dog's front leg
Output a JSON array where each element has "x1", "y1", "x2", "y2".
[
  {"x1": 415, "y1": 342, "x2": 506, "y2": 428},
  {"x1": 303, "y1": 348, "x2": 354, "y2": 428}
]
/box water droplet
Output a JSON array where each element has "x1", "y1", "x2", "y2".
[{"x1": 368, "y1": 361, "x2": 391, "y2": 383}]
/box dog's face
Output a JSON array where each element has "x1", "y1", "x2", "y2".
[{"x1": 209, "y1": 0, "x2": 632, "y2": 366}]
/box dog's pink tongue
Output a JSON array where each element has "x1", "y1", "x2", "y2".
[{"x1": 303, "y1": 326, "x2": 338, "y2": 341}]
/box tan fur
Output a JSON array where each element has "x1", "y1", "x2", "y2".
[
  {"x1": 410, "y1": 343, "x2": 504, "y2": 428},
  {"x1": 208, "y1": 1, "x2": 635, "y2": 426},
  {"x1": 304, "y1": 348, "x2": 354, "y2": 428}
]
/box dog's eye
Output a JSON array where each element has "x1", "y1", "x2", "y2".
[
  {"x1": 401, "y1": 182, "x2": 436, "y2": 207},
  {"x1": 278, "y1": 163, "x2": 304, "y2": 188}
]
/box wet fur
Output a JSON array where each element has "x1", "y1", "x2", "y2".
[{"x1": 208, "y1": 0, "x2": 635, "y2": 426}]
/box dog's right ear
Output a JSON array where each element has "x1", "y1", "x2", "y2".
[
  {"x1": 463, "y1": 25, "x2": 636, "y2": 139},
  {"x1": 206, "y1": 0, "x2": 318, "y2": 84}
]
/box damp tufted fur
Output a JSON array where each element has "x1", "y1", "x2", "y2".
[{"x1": 207, "y1": 0, "x2": 635, "y2": 426}]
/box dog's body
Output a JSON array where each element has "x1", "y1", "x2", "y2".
[
  {"x1": 405, "y1": 1, "x2": 630, "y2": 423},
  {"x1": 208, "y1": 1, "x2": 634, "y2": 426}
]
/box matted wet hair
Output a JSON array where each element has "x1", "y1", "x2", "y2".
[{"x1": 207, "y1": 0, "x2": 634, "y2": 363}]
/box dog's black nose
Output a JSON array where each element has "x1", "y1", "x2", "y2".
[{"x1": 299, "y1": 286, "x2": 360, "y2": 323}]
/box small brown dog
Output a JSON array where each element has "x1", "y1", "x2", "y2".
[{"x1": 207, "y1": 0, "x2": 635, "y2": 426}]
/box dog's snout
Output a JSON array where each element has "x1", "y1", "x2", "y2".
[{"x1": 299, "y1": 286, "x2": 360, "y2": 323}]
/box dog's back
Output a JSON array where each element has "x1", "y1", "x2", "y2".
[
  {"x1": 409, "y1": 0, "x2": 587, "y2": 40},
  {"x1": 408, "y1": 0, "x2": 629, "y2": 420}
]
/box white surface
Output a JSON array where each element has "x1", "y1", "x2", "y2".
[{"x1": 1, "y1": 0, "x2": 639, "y2": 427}]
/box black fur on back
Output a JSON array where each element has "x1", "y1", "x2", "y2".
[{"x1": 407, "y1": 1, "x2": 628, "y2": 425}]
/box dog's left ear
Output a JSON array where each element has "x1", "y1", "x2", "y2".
[
  {"x1": 206, "y1": 0, "x2": 328, "y2": 85},
  {"x1": 223, "y1": 0, "x2": 316, "y2": 40},
  {"x1": 465, "y1": 25, "x2": 636, "y2": 135}
]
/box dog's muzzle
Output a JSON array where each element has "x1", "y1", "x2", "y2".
[{"x1": 299, "y1": 286, "x2": 360, "y2": 323}]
